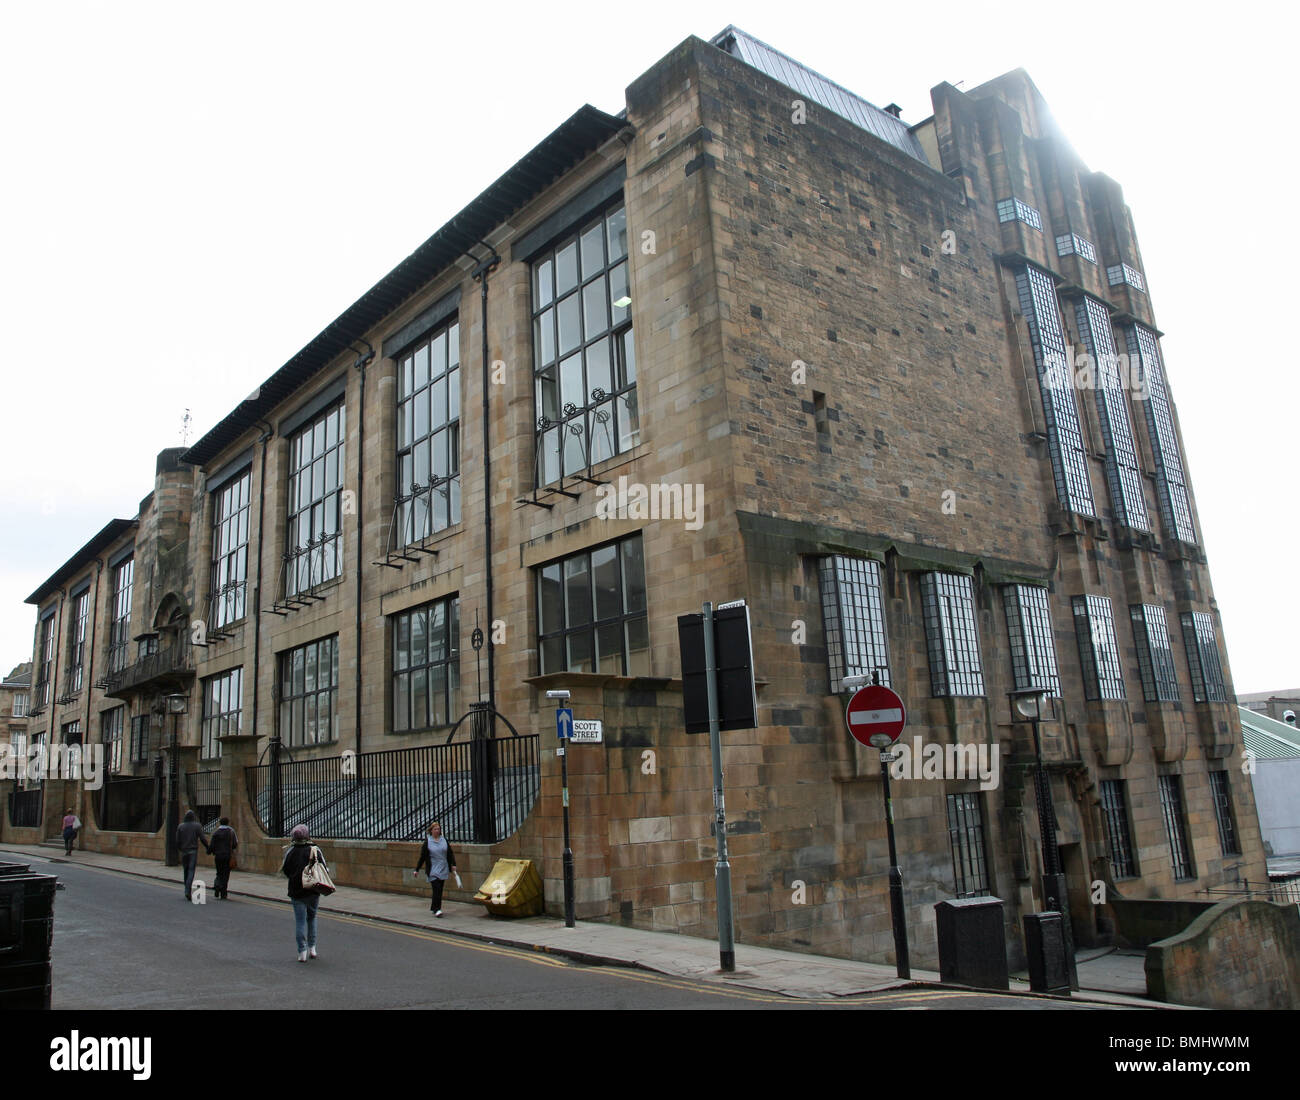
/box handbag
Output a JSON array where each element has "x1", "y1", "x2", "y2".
[{"x1": 300, "y1": 846, "x2": 336, "y2": 896}]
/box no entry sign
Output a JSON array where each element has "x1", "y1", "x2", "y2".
[{"x1": 846, "y1": 685, "x2": 907, "y2": 749}]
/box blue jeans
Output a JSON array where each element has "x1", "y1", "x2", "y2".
[
  {"x1": 181, "y1": 851, "x2": 198, "y2": 897},
  {"x1": 292, "y1": 895, "x2": 320, "y2": 952}
]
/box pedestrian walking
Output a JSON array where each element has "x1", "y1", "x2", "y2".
[
  {"x1": 282, "y1": 824, "x2": 327, "y2": 962},
  {"x1": 208, "y1": 816, "x2": 239, "y2": 899},
  {"x1": 176, "y1": 809, "x2": 210, "y2": 900},
  {"x1": 413, "y1": 820, "x2": 458, "y2": 916},
  {"x1": 61, "y1": 808, "x2": 80, "y2": 856}
]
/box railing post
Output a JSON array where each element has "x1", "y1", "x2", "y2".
[
  {"x1": 269, "y1": 736, "x2": 283, "y2": 837},
  {"x1": 469, "y1": 702, "x2": 497, "y2": 843}
]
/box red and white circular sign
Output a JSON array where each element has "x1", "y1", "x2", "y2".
[{"x1": 845, "y1": 685, "x2": 907, "y2": 749}]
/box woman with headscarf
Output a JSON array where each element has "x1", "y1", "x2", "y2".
[
  {"x1": 281, "y1": 824, "x2": 327, "y2": 962},
  {"x1": 413, "y1": 820, "x2": 457, "y2": 916}
]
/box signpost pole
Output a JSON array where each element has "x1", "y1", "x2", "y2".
[
  {"x1": 702, "y1": 601, "x2": 736, "y2": 972},
  {"x1": 559, "y1": 709, "x2": 575, "y2": 928},
  {"x1": 879, "y1": 750, "x2": 911, "y2": 979}
]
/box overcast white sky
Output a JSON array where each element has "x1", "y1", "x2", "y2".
[{"x1": 1, "y1": 1, "x2": 1295, "y2": 693}]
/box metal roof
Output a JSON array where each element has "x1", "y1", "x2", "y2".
[
  {"x1": 711, "y1": 26, "x2": 930, "y2": 166},
  {"x1": 25, "y1": 518, "x2": 138, "y2": 606},
  {"x1": 1240, "y1": 706, "x2": 1300, "y2": 760},
  {"x1": 181, "y1": 104, "x2": 628, "y2": 468}
]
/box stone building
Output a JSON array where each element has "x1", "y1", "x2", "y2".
[
  {"x1": 1, "y1": 662, "x2": 31, "y2": 766},
  {"x1": 4, "y1": 27, "x2": 1264, "y2": 967}
]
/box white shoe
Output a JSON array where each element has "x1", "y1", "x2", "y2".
[
  {"x1": 434, "y1": 910, "x2": 443, "y2": 917},
  {"x1": 297, "y1": 951, "x2": 308, "y2": 962},
  {"x1": 309, "y1": 947, "x2": 318, "y2": 959}
]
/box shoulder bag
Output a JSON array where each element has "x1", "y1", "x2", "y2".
[{"x1": 300, "y1": 845, "x2": 336, "y2": 896}]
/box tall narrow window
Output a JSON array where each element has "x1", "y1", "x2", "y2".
[
  {"x1": 286, "y1": 404, "x2": 345, "y2": 596},
  {"x1": 107, "y1": 557, "x2": 134, "y2": 674},
  {"x1": 392, "y1": 596, "x2": 460, "y2": 732},
  {"x1": 13, "y1": 693, "x2": 27, "y2": 718},
  {"x1": 35, "y1": 612, "x2": 55, "y2": 709},
  {"x1": 1126, "y1": 325, "x2": 1196, "y2": 544},
  {"x1": 1002, "y1": 584, "x2": 1060, "y2": 696},
  {"x1": 1209, "y1": 771, "x2": 1241, "y2": 856},
  {"x1": 279, "y1": 637, "x2": 338, "y2": 747},
  {"x1": 66, "y1": 589, "x2": 89, "y2": 695},
  {"x1": 200, "y1": 667, "x2": 242, "y2": 760},
  {"x1": 947, "y1": 793, "x2": 990, "y2": 897},
  {"x1": 210, "y1": 471, "x2": 251, "y2": 627},
  {"x1": 1015, "y1": 265, "x2": 1095, "y2": 517},
  {"x1": 1072, "y1": 594, "x2": 1125, "y2": 700},
  {"x1": 1073, "y1": 297, "x2": 1149, "y2": 531},
  {"x1": 1099, "y1": 779, "x2": 1137, "y2": 879},
  {"x1": 1158, "y1": 774, "x2": 1195, "y2": 880},
  {"x1": 921, "y1": 573, "x2": 984, "y2": 697},
  {"x1": 130, "y1": 714, "x2": 151, "y2": 764},
  {"x1": 537, "y1": 535, "x2": 648, "y2": 676},
  {"x1": 100, "y1": 707, "x2": 124, "y2": 775},
  {"x1": 819, "y1": 556, "x2": 890, "y2": 691},
  {"x1": 396, "y1": 320, "x2": 461, "y2": 545},
  {"x1": 1130, "y1": 604, "x2": 1180, "y2": 702},
  {"x1": 532, "y1": 202, "x2": 636, "y2": 485},
  {"x1": 1181, "y1": 611, "x2": 1227, "y2": 703}
]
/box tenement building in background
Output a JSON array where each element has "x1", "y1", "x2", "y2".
[{"x1": 3, "y1": 27, "x2": 1263, "y2": 968}]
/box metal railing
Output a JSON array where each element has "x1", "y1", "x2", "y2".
[
  {"x1": 185, "y1": 769, "x2": 222, "y2": 830},
  {"x1": 94, "y1": 772, "x2": 164, "y2": 833},
  {"x1": 244, "y1": 732, "x2": 540, "y2": 843},
  {"x1": 102, "y1": 637, "x2": 193, "y2": 695},
  {"x1": 6, "y1": 788, "x2": 43, "y2": 829},
  {"x1": 1201, "y1": 878, "x2": 1300, "y2": 905}
]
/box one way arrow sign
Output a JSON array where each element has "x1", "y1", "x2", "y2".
[{"x1": 556, "y1": 708, "x2": 574, "y2": 740}]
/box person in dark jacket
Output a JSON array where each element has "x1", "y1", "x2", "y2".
[
  {"x1": 281, "y1": 824, "x2": 326, "y2": 962},
  {"x1": 176, "y1": 809, "x2": 210, "y2": 900},
  {"x1": 414, "y1": 821, "x2": 457, "y2": 916},
  {"x1": 208, "y1": 817, "x2": 239, "y2": 899}
]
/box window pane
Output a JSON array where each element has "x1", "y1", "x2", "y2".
[
  {"x1": 539, "y1": 564, "x2": 563, "y2": 635},
  {"x1": 583, "y1": 277, "x2": 609, "y2": 340},
  {"x1": 560, "y1": 352, "x2": 585, "y2": 411},
  {"x1": 567, "y1": 629, "x2": 594, "y2": 674},
  {"x1": 555, "y1": 242, "x2": 578, "y2": 296},
  {"x1": 580, "y1": 221, "x2": 604, "y2": 278},
  {"x1": 565, "y1": 556, "x2": 592, "y2": 627},
  {"x1": 535, "y1": 259, "x2": 553, "y2": 307},
  {"x1": 597, "y1": 622, "x2": 623, "y2": 674},
  {"x1": 622, "y1": 539, "x2": 647, "y2": 613},
  {"x1": 606, "y1": 207, "x2": 627, "y2": 261},
  {"x1": 592, "y1": 545, "x2": 620, "y2": 621},
  {"x1": 626, "y1": 617, "x2": 650, "y2": 675},
  {"x1": 557, "y1": 293, "x2": 581, "y2": 357}
]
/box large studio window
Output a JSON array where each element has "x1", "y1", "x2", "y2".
[
  {"x1": 392, "y1": 596, "x2": 460, "y2": 732},
  {"x1": 395, "y1": 321, "x2": 461, "y2": 545},
  {"x1": 286, "y1": 404, "x2": 345, "y2": 595}
]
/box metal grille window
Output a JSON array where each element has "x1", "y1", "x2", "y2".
[
  {"x1": 286, "y1": 403, "x2": 345, "y2": 595},
  {"x1": 818, "y1": 556, "x2": 890, "y2": 691},
  {"x1": 1130, "y1": 604, "x2": 1181, "y2": 702},
  {"x1": 947, "y1": 793, "x2": 990, "y2": 897},
  {"x1": 201, "y1": 667, "x2": 242, "y2": 760},
  {"x1": 1072, "y1": 594, "x2": 1126, "y2": 700},
  {"x1": 996, "y1": 197, "x2": 1042, "y2": 230},
  {"x1": 1073, "y1": 298, "x2": 1149, "y2": 531},
  {"x1": 921, "y1": 573, "x2": 985, "y2": 697},
  {"x1": 35, "y1": 613, "x2": 54, "y2": 708},
  {"x1": 538, "y1": 535, "x2": 649, "y2": 676},
  {"x1": 1107, "y1": 263, "x2": 1145, "y2": 291},
  {"x1": 1016, "y1": 265, "x2": 1095, "y2": 517},
  {"x1": 392, "y1": 596, "x2": 460, "y2": 732},
  {"x1": 1126, "y1": 325, "x2": 1195, "y2": 544},
  {"x1": 66, "y1": 589, "x2": 89, "y2": 694},
  {"x1": 1055, "y1": 232, "x2": 1097, "y2": 263},
  {"x1": 1209, "y1": 771, "x2": 1241, "y2": 855},
  {"x1": 1002, "y1": 585, "x2": 1060, "y2": 696},
  {"x1": 100, "y1": 707, "x2": 124, "y2": 775},
  {"x1": 396, "y1": 320, "x2": 461, "y2": 545},
  {"x1": 1181, "y1": 611, "x2": 1227, "y2": 703},
  {"x1": 107, "y1": 557, "x2": 134, "y2": 674},
  {"x1": 532, "y1": 202, "x2": 636, "y2": 485},
  {"x1": 130, "y1": 714, "x2": 151, "y2": 764},
  {"x1": 1099, "y1": 779, "x2": 1138, "y2": 878},
  {"x1": 210, "y1": 471, "x2": 251, "y2": 627},
  {"x1": 1158, "y1": 774, "x2": 1195, "y2": 880},
  {"x1": 279, "y1": 638, "x2": 337, "y2": 747}
]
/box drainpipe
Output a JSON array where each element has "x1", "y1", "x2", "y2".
[
  {"x1": 251, "y1": 419, "x2": 274, "y2": 745},
  {"x1": 351, "y1": 342, "x2": 373, "y2": 760},
  {"x1": 471, "y1": 245, "x2": 500, "y2": 714}
]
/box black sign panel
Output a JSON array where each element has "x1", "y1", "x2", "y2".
[{"x1": 677, "y1": 604, "x2": 758, "y2": 733}]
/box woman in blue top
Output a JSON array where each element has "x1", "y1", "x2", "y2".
[{"x1": 413, "y1": 821, "x2": 457, "y2": 916}]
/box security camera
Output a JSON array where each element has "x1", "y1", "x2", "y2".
[
  {"x1": 1284, "y1": 710, "x2": 1297, "y2": 726},
  {"x1": 546, "y1": 690, "x2": 571, "y2": 701}
]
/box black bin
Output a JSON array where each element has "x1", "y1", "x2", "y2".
[
  {"x1": 0, "y1": 872, "x2": 58, "y2": 1011},
  {"x1": 1023, "y1": 911, "x2": 1071, "y2": 995},
  {"x1": 934, "y1": 896, "x2": 1009, "y2": 990},
  {"x1": 0, "y1": 862, "x2": 32, "y2": 877}
]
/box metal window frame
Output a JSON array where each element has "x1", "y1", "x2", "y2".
[
  {"x1": 1158, "y1": 773, "x2": 1195, "y2": 880},
  {"x1": 99, "y1": 706, "x2": 125, "y2": 775},
  {"x1": 1130, "y1": 604, "x2": 1181, "y2": 703},
  {"x1": 1099, "y1": 778, "x2": 1138, "y2": 879},
  {"x1": 66, "y1": 589, "x2": 89, "y2": 694},
  {"x1": 997, "y1": 197, "x2": 1042, "y2": 230},
  {"x1": 921, "y1": 572, "x2": 985, "y2": 697},
  {"x1": 1180, "y1": 610, "x2": 1227, "y2": 703},
  {"x1": 210, "y1": 469, "x2": 251, "y2": 629},
  {"x1": 391, "y1": 595, "x2": 460, "y2": 733},
  {"x1": 946, "y1": 792, "x2": 991, "y2": 897},
  {"x1": 818, "y1": 555, "x2": 890, "y2": 691},
  {"x1": 1002, "y1": 584, "x2": 1060, "y2": 696},
  {"x1": 1209, "y1": 770, "x2": 1241, "y2": 856},
  {"x1": 1127, "y1": 325, "x2": 1195, "y2": 544},
  {"x1": 1072, "y1": 594, "x2": 1126, "y2": 701},
  {"x1": 536, "y1": 534, "x2": 649, "y2": 677},
  {"x1": 285, "y1": 402, "x2": 346, "y2": 597},
  {"x1": 107, "y1": 555, "x2": 134, "y2": 674},
  {"x1": 278, "y1": 638, "x2": 338, "y2": 748},
  {"x1": 200, "y1": 667, "x2": 243, "y2": 761}
]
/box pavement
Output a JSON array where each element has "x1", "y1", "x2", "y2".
[{"x1": 0, "y1": 841, "x2": 1172, "y2": 1008}]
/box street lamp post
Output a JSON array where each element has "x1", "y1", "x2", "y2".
[
  {"x1": 163, "y1": 692, "x2": 188, "y2": 866},
  {"x1": 546, "y1": 689, "x2": 576, "y2": 928}
]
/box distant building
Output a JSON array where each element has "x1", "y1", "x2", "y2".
[
  {"x1": 1, "y1": 661, "x2": 31, "y2": 767},
  {"x1": 1238, "y1": 690, "x2": 1300, "y2": 726},
  {"x1": 1240, "y1": 707, "x2": 1300, "y2": 857},
  {"x1": 3, "y1": 26, "x2": 1267, "y2": 968}
]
